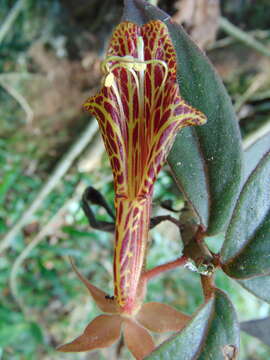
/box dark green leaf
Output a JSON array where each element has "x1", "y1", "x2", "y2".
[
  {"x1": 123, "y1": 0, "x2": 243, "y2": 234},
  {"x1": 238, "y1": 275, "x2": 270, "y2": 304},
  {"x1": 168, "y1": 129, "x2": 209, "y2": 228},
  {"x1": 197, "y1": 290, "x2": 239, "y2": 360},
  {"x1": 221, "y1": 151, "x2": 270, "y2": 278},
  {"x1": 243, "y1": 131, "x2": 270, "y2": 183},
  {"x1": 241, "y1": 317, "x2": 270, "y2": 347},
  {"x1": 235, "y1": 133, "x2": 270, "y2": 295},
  {"x1": 147, "y1": 290, "x2": 239, "y2": 360}
]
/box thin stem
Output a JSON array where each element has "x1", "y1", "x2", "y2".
[
  {"x1": 234, "y1": 73, "x2": 267, "y2": 112},
  {"x1": 219, "y1": 17, "x2": 270, "y2": 57},
  {"x1": 150, "y1": 214, "x2": 181, "y2": 229},
  {"x1": 143, "y1": 255, "x2": 188, "y2": 282},
  {"x1": 0, "y1": 78, "x2": 34, "y2": 123}
]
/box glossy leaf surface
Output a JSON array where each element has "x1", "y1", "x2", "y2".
[
  {"x1": 238, "y1": 275, "x2": 270, "y2": 304},
  {"x1": 237, "y1": 132, "x2": 270, "y2": 299},
  {"x1": 123, "y1": 0, "x2": 243, "y2": 234},
  {"x1": 147, "y1": 290, "x2": 239, "y2": 360},
  {"x1": 241, "y1": 317, "x2": 270, "y2": 346},
  {"x1": 243, "y1": 130, "x2": 270, "y2": 182},
  {"x1": 221, "y1": 151, "x2": 270, "y2": 278}
]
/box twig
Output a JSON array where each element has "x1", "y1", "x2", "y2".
[
  {"x1": 0, "y1": 119, "x2": 98, "y2": 254},
  {"x1": 243, "y1": 119, "x2": 270, "y2": 150},
  {"x1": 234, "y1": 73, "x2": 267, "y2": 112},
  {"x1": 209, "y1": 29, "x2": 270, "y2": 50},
  {"x1": 0, "y1": 0, "x2": 24, "y2": 44},
  {"x1": 207, "y1": 36, "x2": 235, "y2": 50},
  {"x1": 219, "y1": 17, "x2": 270, "y2": 57},
  {"x1": 250, "y1": 89, "x2": 270, "y2": 102},
  {"x1": 0, "y1": 79, "x2": 34, "y2": 123},
  {"x1": 9, "y1": 185, "x2": 84, "y2": 314}
]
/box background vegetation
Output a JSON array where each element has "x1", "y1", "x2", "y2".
[{"x1": 1, "y1": 0, "x2": 270, "y2": 359}]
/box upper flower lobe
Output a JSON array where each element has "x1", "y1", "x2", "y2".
[{"x1": 84, "y1": 20, "x2": 206, "y2": 199}]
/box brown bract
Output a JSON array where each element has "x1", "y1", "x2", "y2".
[{"x1": 57, "y1": 261, "x2": 190, "y2": 359}]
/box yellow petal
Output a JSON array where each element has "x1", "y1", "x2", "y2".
[
  {"x1": 57, "y1": 314, "x2": 122, "y2": 352},
  {"x1": 136, "y1": 302, "x2": 191, "y2": 333},
  {"x1": 123, "y1": 318, "x2": 155, "y2": 360},
  {"x1": 70, "y1": 257, "x2": 118, "y2": 313}
]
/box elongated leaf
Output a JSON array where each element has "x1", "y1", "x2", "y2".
[
  {"x1": 241, "y1": 317, "x2": 270, "y2": 347},
  {"x1": 243, "y1": 130, "x2": 270, "y2": 182},
  {"x1": 237, "y1": 131, "x2": 270, "y2": 299},
  {"x1": 123, "y1": 0, "x2": 243, "y2": 234},
  {"x1": 147, "y1": 289, "x2": 239, "y2": 360},
  {"x1": 238, "y1": 275, "x2": 270, "y2": 304},
  {"x1": 221, "y1": 151, "x2": 270, "y2": 278},
  {"x1": 169, "y1": 129, "x2": 209, "y2": 228},
  {"x1": 197, "y1": 290, "x2": 239, "y2": 360}
]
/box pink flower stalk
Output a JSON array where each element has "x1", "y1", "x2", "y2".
[{"x1": 58, "y1": 20, "x2": 206, "y2": 359}]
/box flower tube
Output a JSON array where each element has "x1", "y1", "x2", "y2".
[{"x1": 84, "y1": 20, "x2": 206, "y2": 314}]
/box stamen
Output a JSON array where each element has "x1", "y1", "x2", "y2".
[
  {"x1": 137, "y1": 36, "x2": 144, "y2": 62},
  {"x1": 109, "y1": 63, "x2": 140, "y2": 91},
  {"x1": 136, "y1": 36, "x2": 145, "y2": 182},
  {"x1": 147, "y1": 60, "x2": 168, "y2": 89},
  {"x1": 101, "y1": 56, "x2": 168, "y2": 90},
  {"x1": 133, "y1": 63, "x2": 147, "y2": 71},
  {"x1": 104, "y1": 72, "x2": 115, "y2": 87}
]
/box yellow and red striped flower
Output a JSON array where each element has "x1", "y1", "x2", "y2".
[
  {"x1": 84, "y1": 20, "x2": 206, "y2": 314},
  {"x1": 58, "y1": 20, "x2": 206, "y2": 358}
]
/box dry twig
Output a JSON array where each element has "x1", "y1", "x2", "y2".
[{"x1": 220, "y1": 17, "x2": 270, "y2": 58}]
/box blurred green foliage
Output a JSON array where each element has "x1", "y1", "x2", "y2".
[{"x1": 0, "y1": 0, "x2": 270, "y2": 359}]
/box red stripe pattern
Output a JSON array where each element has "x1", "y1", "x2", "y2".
[{"x1": 84, "y1": 20, "x2": 206, "y2": 314}]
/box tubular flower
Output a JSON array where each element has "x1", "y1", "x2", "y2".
[{"x1": 58, "y1": 20, "x2": 206, "y2": 359}]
